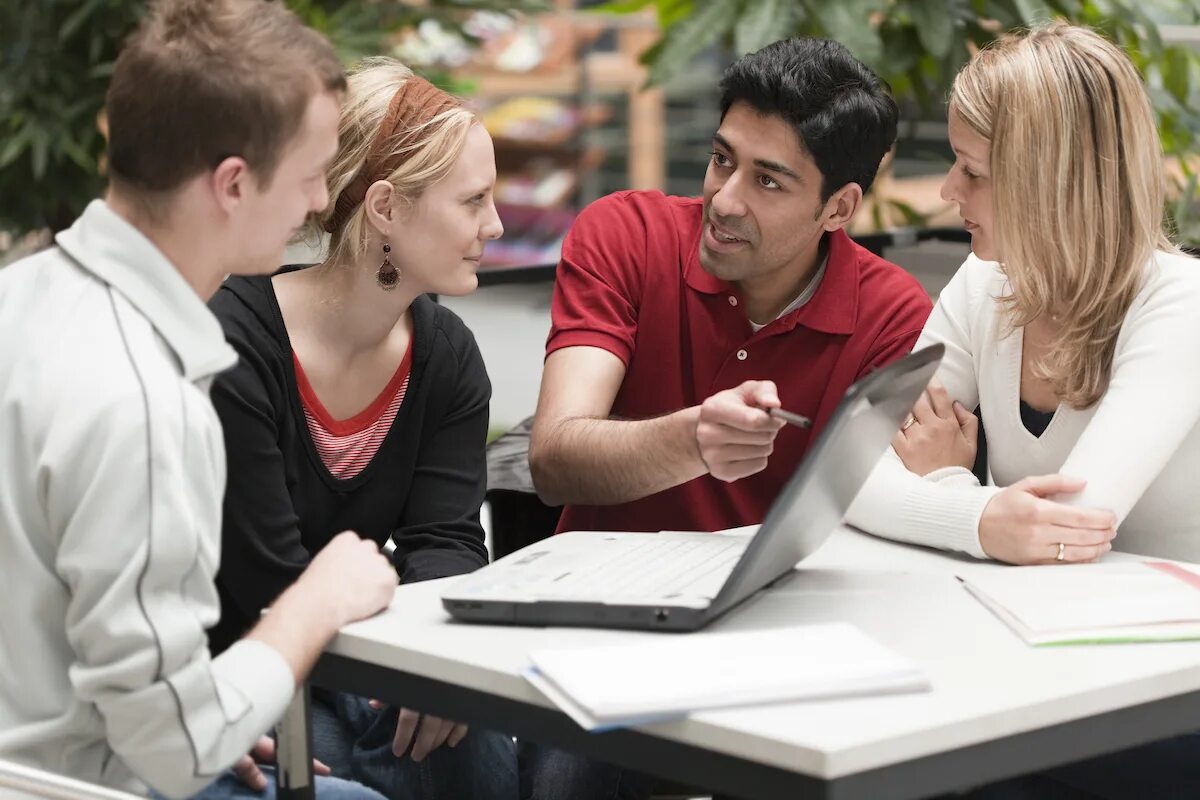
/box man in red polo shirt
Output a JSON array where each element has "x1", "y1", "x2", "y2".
[
  {"x1": 521, "y1": 37, "x2": 932, "y2": 800},
  {"x1": 529, "y1": 37, "x2": 932, "y2": 543}
]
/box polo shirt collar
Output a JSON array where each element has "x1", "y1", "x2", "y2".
[
  {"x1": 683, "y1": 242, "x2": 732, "y2": 296},
  {"x1": 683, "y1": 227, "x2": 860, "y2": 336},
  {"x1": 55, "y1": 199, "x2": 236, "y2": 381},
  {"x1": 780, "y1": 228, "x2": 859, "y2": 335}
]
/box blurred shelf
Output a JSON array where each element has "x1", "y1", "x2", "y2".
[
  {"x1": 455, "y1": 4, "x2": 664, "y2": 197},
  {"x1": 493, "y1": 145, "x2": 607, "y2": 208},
  {"x1": 481, "y1": 203, "x2": 575, "y2": 270}
]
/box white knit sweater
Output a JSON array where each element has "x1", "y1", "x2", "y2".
[{"x1": 847, "y1": 249, "x2": 1200, "y2": 562}]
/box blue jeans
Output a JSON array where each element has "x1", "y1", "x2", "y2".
[
  {"x1": 310, "y1": 691, "x2": 517, "y2": 800},
  {"x1": 188, "y1": 766, "x2": 384, "y2": 799},
  {"x1": 517, "y1": 741, "x2": 653, "y2": 800},
  {"x1": 965, "y1": 731, "x2": 1200, "y2": 800}
]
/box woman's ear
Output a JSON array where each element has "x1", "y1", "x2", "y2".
[{"x1": 362, "y1": 180, "x2": 396, "y2": 237}]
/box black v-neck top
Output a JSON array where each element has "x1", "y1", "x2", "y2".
[
  {"x1": 206, "y1": 269, "x2": 491, "y2": 655},
  {"x1": 1019, "y1": 400, "x2": 1056, "y2": 438}
]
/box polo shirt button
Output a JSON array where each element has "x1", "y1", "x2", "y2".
[
  {"x1": 736, "y1": 349, "x2": 748, "y2": 361},
  {"x1": 728, "y1": 295, "x2": 738, "y2": 307}
]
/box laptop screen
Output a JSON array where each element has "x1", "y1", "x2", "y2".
[{"x1": 707, "y1": 344, "x2": 945, "y2": 617}]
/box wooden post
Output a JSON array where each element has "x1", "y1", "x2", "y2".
[{"x1": 620, "y1": 23, "x2": 665, "y2": 191}]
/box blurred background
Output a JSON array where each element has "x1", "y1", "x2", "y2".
[{"x1": 3, "y1": 0, "x2": 1199, "y2": 435}]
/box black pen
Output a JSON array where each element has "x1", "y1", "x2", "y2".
[{"x1": 767, "y1": 407, "x2": 812, "y2": 429}]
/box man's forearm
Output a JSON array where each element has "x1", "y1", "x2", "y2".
[
  {"x1": 530, "y1": 406, "x2": 708, "y2": 506},
  {"x1": 244, "y1": 577, "x2": 340, "y2": 685}
]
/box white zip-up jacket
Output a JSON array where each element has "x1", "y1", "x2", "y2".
[{"x1": 0, "y1": 201, "x2": 294, "y2": 798}]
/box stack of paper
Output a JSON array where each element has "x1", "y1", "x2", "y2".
[
  {"x1": 961, "y1": 561, "x2": 1200, "y2": 646},
  {"x1": 522, "y1": 622, "x2": 929, "y2": 730}
]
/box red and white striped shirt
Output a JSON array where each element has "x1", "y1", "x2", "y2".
[{"x1": 294, "y1": 346, "x2": 412, "y2": 480}]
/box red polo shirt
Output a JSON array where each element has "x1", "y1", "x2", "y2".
[{"x1": 547, "y1": 190, "x2": 932, "y2": 533}]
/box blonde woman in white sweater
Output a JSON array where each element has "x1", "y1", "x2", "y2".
[
  {"x1": 848, "y1": 22, "x2": 1200, "y2": 568},
  {"x1": 850, "y1": 25, "x2": 1200, "y2": 796}
]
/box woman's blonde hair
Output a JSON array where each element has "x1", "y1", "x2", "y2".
[
  {"x1": 950, "y1": 22, "x2": 1177, "y2": 408},
  {"x1": 314, "y1": 57, "x2": 476, "y2": 267}
]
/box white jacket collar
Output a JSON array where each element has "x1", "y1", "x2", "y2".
[{"x1": 55, "y1": 200, "x2": 236, "y2": 381}]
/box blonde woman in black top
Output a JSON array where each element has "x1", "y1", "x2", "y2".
[{"x1": 209, "y1": 58, "x2": 511, "y2": 799}]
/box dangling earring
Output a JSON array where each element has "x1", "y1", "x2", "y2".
[{"x1": 376, "y1": 242, "x2": 400, "y2": 291}]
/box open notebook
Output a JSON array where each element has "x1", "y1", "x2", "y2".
[
  {"x1": 961, "y1": 561, "x2": 1200, "y2": 646},
  {"x1": 522, "y1": 622, "x2": 929, "y2": 731}
]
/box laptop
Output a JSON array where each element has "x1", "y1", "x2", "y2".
[{"x1": 443, "y1": 343, "x2": 945, "y2": 631}]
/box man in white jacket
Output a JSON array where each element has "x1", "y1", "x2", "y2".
[{"x1": 0, "y1": 1, "x2": 398, "y2": 797}]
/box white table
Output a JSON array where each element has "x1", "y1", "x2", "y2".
[{"x1": 277, "y1": 528, "x2": 1200, "y2": 799}]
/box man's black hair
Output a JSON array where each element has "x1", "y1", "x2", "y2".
[{"x1": 719, "y1": 38, "x2": 899, "y2": 201}]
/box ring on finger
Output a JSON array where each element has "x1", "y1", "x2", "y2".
[
  {"x1": 1056, "y1": 542, "x2": 1065, "y2": 562},
  {"x1": 901, "y1": 414, "x2": 916, "y2": 431}
]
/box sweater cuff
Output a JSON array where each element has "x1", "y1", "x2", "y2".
[
  {"x1": 899, "y1": 481, "x2": 1003, "y2": 559},
  {"x1": 924, "y1": 466, "x2": 980, "y2": 486},
  {"x1": 210, "y1": 639, "x2": 295, "y2": 730}
]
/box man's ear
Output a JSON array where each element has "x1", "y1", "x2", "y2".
[
  {"x1": 820, "y1": 182, "x2": 864, "y2": 233},
  {"x1": 210, "y1": 156, "x2": 252, "y2": 215},
  {"x1": 363, "y1": 180, "x2": 399, "y2": 237}
]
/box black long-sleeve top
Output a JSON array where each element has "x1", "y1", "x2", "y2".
[{"x1": 206, "y1": 270, "x2": 491, "y2": 655}]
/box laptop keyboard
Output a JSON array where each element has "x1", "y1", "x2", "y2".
[{"x1": 533, "y1": 535, "x2": 745, "y2": 601}]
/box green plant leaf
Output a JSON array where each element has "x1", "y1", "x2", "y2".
[
  {"x1": 589, "y1": 0, "x2": 657, "y2": 12},
  {"x1": 909, "y1": 0, "x2": 955, "y2": 60},
  {"x1": 734, "y1": 0, "x2": 788, "y2": 57},
  {"x1": 1012, "y1": 0, "x2": 1054, "y2": 24},
  {"x1": 59, "y1": 137, "x2": 94, "y2": 172},
  {"x1": 59, "y1": 0, "x2": 104, "y2": 43},
  {"x1": 812, "y1": 0, "x2": 885, "y2": 67},
  {"x1": 655, "y1": 0, "x2": 697, "y2": 29},
  {"x1": 986, "y1": 0, "x2": 1027, "y2": 28},
  {"x1": 30, "y1": 134, "x2": 48, "y2": 181},
  {"x1": 0, "y1": 126, "x2": 32, "y2": 171},
  {"x1": 644, "y1": 0, "x2": 739, "y2": 86},
  {"x1": 1164, "y1": 47, "x2": 1192, "y2": 107},
  {"x1": 1131, "y1": 7, "x2": 1165, "y2": 57},
  {"x1": 89, "y1": 61, "x2": 118, "y2": 79},
  {"x1": 887, "y1": 198, "x2": 929, "y2": 226},
  {"x1": 879, "y1": 20, "x2": 921, "y2": 74},
  {"x1": 637, "y1": 36, "x2": 667, "y2": 69},
  {"x1": 908, "y1": 65, "x2": 935, "y2": 111},
  {"x1": 1169, "y1": 169, "x2": 1198, "y2": 238},
  {"x1": 963, "y1": 16, "x2": 997, "y2": 48}
]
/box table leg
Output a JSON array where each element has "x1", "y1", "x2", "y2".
[{"x1": 275, "y1": 683, "x2": 314, "y2": 800}]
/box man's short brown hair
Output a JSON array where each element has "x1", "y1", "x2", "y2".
[{"x1": 106, "y1": 0, "x2": 345, "y2": 194}]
